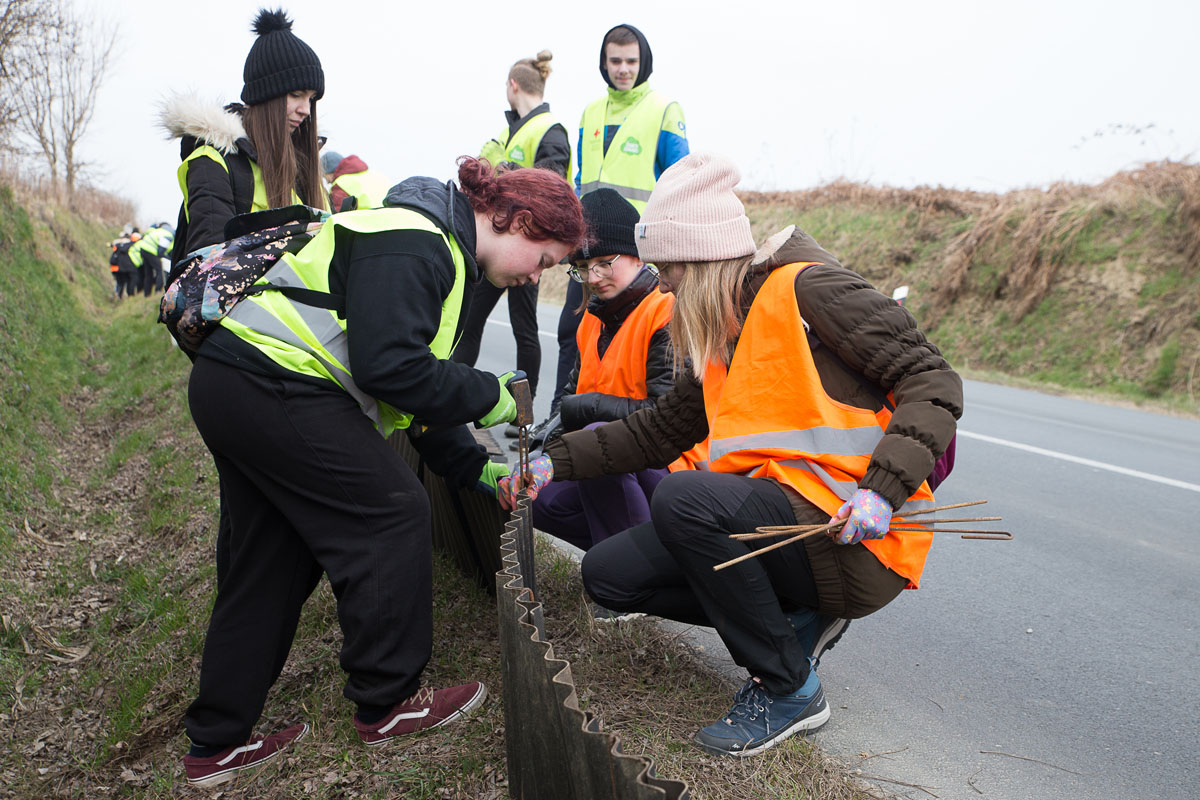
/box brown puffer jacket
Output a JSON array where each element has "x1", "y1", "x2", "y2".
[{"x1": 545, "y1": 225, "x2": 963, "y2": 514}]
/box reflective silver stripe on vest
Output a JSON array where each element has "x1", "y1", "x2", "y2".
[
  {"x1": 578, "y1": 181, "x2": 654, "y2": 203},
  {"x1": 774, "y1": 459, "x2": 935, "y2": 513},
  {"x1": 230, "y1": 263, "x2": 383, "y2": 428},
  {"x1": 709, "y1": 425, "x2": 885, "y2": 464},
  {"x1": 775, "y1": 459, "x2": 857, "y2": 503}
]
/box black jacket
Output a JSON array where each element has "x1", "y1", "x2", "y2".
[
  {"x1": 159, "y1": 98, "x2": 262, "y2": 265},
  {"x1": 501, "y1": 102, "x2": 571, "y2": 178},
  {"x1": 197, "y1": 177, "x2": 500, "y2": 487},
  {"x1": 558, "y1": 268, "x2": 675, "y2": 432}
]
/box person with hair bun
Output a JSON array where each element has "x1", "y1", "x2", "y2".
[
  {"x1": 455, "y1": 51, "x2": 572, "y2": 431},
  {"x1": 180, "y1": 157, "x2": 585, "y2": 787}
]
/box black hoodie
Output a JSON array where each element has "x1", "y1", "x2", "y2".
[
  {"x1": 198, "y1": 177, "x2": 498, "y2": 486},
  {"x1": 598, "y1": 23, "x2": 653, "y2": 89}
]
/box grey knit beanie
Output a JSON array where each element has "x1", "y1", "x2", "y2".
[
  {"x1": 241, "y1": 9, "x2": 324, "y2": 106},
  {"x1": 320, "y1": 150, "x2": 343, "y2": 175},
  {"x1": 635, "y1": 152, "x2": 755, "y2": 264}
]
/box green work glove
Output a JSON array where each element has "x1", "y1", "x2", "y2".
[
  {"x1": 475, "y1": 460, "x2": 510, "y2": 496},
  {"x1": 475, "y1": 370, "x2": 520, "y2": 429}
]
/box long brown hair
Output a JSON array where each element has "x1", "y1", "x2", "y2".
[
  {"x1": 663, "y1": 256, "x2": 755, "y2": 379},
  {"x1": 241, "y1": 95, "x2": 326, "y2": 210}
]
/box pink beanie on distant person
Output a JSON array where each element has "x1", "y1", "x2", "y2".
[{"x1": 634, "y1": 152, "x2": 756, "y2": 264}]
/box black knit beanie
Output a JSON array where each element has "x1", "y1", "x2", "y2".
[
  {"x1": 241, "y1": 8, "x2": 324, "y2": 106},
  {"x1": 573, "y1": 188, "x2": 642, "y2": 262}
]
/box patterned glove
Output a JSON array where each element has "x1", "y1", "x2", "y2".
[
  {"x1": 475, "y1": 461, "x2": 510, "y2": 496},
  {"x1": 497, "y1": 454, "x2": 554, "y2": 511},
  {"x1": 475, "y1": 371, "x2": 519, "y2": 429},
  {"x1": 830, "y1": 488, "x2": 892, "y2": 545}
]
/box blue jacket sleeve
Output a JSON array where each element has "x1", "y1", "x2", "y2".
[{"x1": 655, "y1": 132, "x2": 690, "y2": 181}]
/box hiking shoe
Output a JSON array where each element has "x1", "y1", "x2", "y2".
[
  {"x1": 183, "y1": 722, "x2": 309, "y2": 787},
  {"x1": 354, "y1": 682, "x2": 487, "y2": 746},
  {"x1": 786, "y1": 609, "x2": 850, "y2": 666},
  {"x1": 694, "y1": 670, "x2": 830, "y2": 757},
  {"x1": 590, "y1": 602, "x2": 645, "y2": 623}
]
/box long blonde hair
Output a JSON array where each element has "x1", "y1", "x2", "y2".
[{"x1": 664, "y1": 255, "x2": 755, "y2": 379}]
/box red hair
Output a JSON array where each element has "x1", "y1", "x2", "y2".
[{"x1": 457, "y1": 157, "x2": 586, "y2": 249}]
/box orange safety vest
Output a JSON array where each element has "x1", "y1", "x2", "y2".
[
  {"x1": 576, "y1": 289, "x2": 674, "y2": 396},
  {"x1": 706, "y1": 262, "x2": 936, "y2": 587},
  {"x1": 575, "y1": 288, "x2": 709, "y2": 472},
  {"x1": 668, "y1": 360, "x2": 726, "y2": 473}
]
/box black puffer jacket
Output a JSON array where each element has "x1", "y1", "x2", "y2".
[
  {"x1": 545, "y1": 226, "x2": 963, "y2": 513},
  {"x1": 159, "y1": 97, "x2": 262, "y2": 262},
  {"x1": 558, "y1": 267, "x2": 675, "y2": 432}
]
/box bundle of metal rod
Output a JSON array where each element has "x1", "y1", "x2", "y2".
[{"x1": 714, "y1": 500, "x2": 1008, "y2": 572}]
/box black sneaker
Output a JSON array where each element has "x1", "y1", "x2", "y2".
[
  {"x1": 786, "y1": 609, "x2": 849, "y2": 666},
  {"x1": 694, "y1": 668, "x2": 829, "y2": 757},
  {"x1": 590, "y1": 602, "x2": 645, "y2": 623},
  {"x1": 503, "y1": 423, "x2": 521, "y2": 439}
]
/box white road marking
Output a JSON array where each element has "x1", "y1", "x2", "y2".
[
  {"x1": 958, "y1": 430, "x2": 1200, "y2": 493},
  {"x1": 485, "y1": 317, "x2": 557, "y2": 341}
]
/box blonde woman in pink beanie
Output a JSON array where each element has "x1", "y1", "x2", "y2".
[{"x1": 499, "y1": 152, "x2": 962, "y2": 756}]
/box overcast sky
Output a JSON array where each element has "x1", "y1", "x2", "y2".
[{"x1": 76, "y1": 0, "x2": 1199, "y2": 225}]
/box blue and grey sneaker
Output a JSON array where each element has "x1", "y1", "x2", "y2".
[
  {"x1": 786, "y1": 609, "x2": 849, "y2": 666},
  {"x1": 694, "y1": 667, "x2": 830, "y2": 757}
]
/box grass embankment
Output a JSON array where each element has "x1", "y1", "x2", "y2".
[
  {"x1": 0, "y1": 185, "x2": 872, "y2": 799},
  {"x1": 741, "y1": 160, "x2": 1200, "y2": 413}
]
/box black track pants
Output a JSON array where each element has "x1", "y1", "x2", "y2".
[
  {"x1": 452, "y1": 279, "x2": 541, "y2": 398},
  {"x1": 551, "y1": 280, "x2": 584, "y2": 413},
  {"x1": 184, "y1": 358, "x2": 432, "y2": 746},
  {"x1": 581, "y1": 471, "x2": 817, "y2": 694}
]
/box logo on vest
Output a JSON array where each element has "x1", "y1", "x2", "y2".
[
  {"x1": 621, "y1": 137, "x2": 642, "y2": 156},
  {"x1": 508, "y1": 145, "x2": 526, "y2": 162}
]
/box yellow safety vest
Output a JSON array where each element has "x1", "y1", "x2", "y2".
[
  {"x1": 222, "y1": 207, "x2": 467, "y2": 437},
  {"x1": 578, "y1": 89, "x2": 672, "y2": 212},
  {"x1": 479, "y1": 111, "x2": 573, "y2": 182},
  {"x1": 178, "y1": 145, "x2": 300, "y2": 221},
  {"x1": 331, "y1": 168, "x2": 393, "y2": 210}
]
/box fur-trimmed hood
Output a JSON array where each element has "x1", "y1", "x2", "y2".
[{"x1": 158, "y1": 94, "x2": 248, "y2": 155}]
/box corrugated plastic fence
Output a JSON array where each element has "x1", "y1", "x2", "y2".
[{"x1": 388, "y1": 430, "x2": 688, "y2": 798}]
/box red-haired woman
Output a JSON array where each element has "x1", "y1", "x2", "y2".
[{"x1": 181, "y1": 158, "x2": 585, "y2": 787}]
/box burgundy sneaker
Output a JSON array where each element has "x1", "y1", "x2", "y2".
[
  {"x1": 354, "y1": 682, "x2": 487, "y2": 746},
  {"x1": 183, "y1": 722, "x2": 309, "y2": 787}
]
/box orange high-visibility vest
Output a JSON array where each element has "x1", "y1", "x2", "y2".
[
  {"x1": 706, "y1": 262, "x2": 936, "y2": 587},
  {"x1": 668, "y1": 360, "x2": 726, "y2": 473},
  {"x1": 576, "y1": 289, "x2": 674, "y2": 397}
]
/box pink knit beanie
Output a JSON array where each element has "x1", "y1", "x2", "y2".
[{"x1": 635, "y1": 152, "x2": 755, "y2": 264}]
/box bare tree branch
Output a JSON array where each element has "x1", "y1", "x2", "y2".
[
  {"x1": 8, "y1": 1, "x2": 116, "y2": 197},
  {"x1": 0, "y1": 0, "x2": 61, "y2": 143}
]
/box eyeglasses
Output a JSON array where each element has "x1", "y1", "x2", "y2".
[{"x1": 567, "y1": 255, "x2": 622, "y2": 283}]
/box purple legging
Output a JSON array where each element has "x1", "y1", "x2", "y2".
[{"x1": 532, "y1": 467, "x2": 670, "y2": 551}]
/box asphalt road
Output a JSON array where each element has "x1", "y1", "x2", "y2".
[{"x1": 470, "y1": 296, "x2": 1200, "y2": 800}]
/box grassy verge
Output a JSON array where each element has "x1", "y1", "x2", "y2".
[{"x1": 0, "y1": 188, "x2": 874, "y2": 798}]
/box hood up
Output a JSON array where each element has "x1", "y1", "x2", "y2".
[{"x1": 598, "y1": 23, "x2": 653, "y2": 90}]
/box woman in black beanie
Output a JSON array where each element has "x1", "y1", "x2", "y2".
[
  {"x1": 505, "y1": 189, "x2": 692, "y2": 577},
  {"x1": 160, "y1": 7, "x2": 327, "y2": 265}
]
